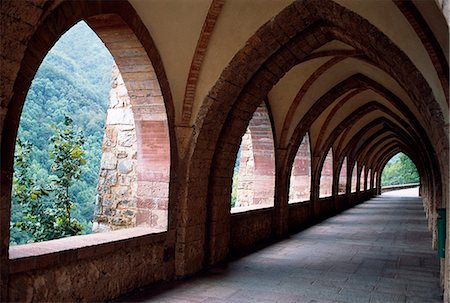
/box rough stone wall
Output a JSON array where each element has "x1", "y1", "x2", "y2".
[
  {"x1": 319, "y1": 149, "x2": 333, "y2": 197},
  {"x1": 230, "y1": 209, "x2": 273, "y2": 255},
  {"x1": 8, "y1": 234, "x2": 172, "y2": 302},
  {"x1": 236, "y1": 132, "x2": 254, "y2": 207},
  {"x1": 94, "y1": 65, "x2": 138, "y2": 232},
  {"x1": 235, "y1": 104, "x2": 274, "y2": 208},
  {"x1": 338, "y1": 157, "x2": 347, "y2": 194},
  {"x1": 289, "y1": 134, "x2": 311, "y2": 203},
  {"x1": 359, "y1": 166, "x2": 366, "y2": 192},
  {"x1": 351, "y1": 163, "x2": 358, "y2": 192}
]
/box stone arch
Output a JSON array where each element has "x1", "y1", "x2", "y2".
[
  {"x1": 0, "y1": 0, "x2": 176, "y2": 272},
  {"x1": 288, "y1": 133, "x2": 312, "y2": 203},
  {"x1": 319, "y1": 148, "x2": 333, "y2": 198},
  {"x1": 181, "y1": 0, "x2": 447, "y2": 271}
]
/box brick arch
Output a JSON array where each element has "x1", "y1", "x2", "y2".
[
  {"x1": 182, "y1": 0, "x2": 446, "y2": 269},
  {"x1": 316, "y1": 101, "x2": 430, "y2": 169},
  {"x1": 0, "y1": 0, "x2": 176, "y2": 267},
  {"x1": 372, "y1": 143, "x2": 432, "y2": 205},
  {"x1": 339, "y1": 117, "x2": 433, "y2": 203},
  {"x1": 320, "y1": 105, "x2": 436, "y2": 200}
]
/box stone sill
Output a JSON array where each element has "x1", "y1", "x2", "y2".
[
  {"x1": 231, "y1": 204, "x2": 273, "y2": 215},
  {"x1": 288, "y1": 200, "x2": 310, "y2": 205},
  {"x1": 9, "y1": 227, "x2": 166, "y2": 274}
]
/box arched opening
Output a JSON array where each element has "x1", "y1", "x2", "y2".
[
  {"x1": 381, "y1": 152, "x2": 420, "y2": 187},
  {"x1": 10, "y1": 21, "x2": 113, "y2": 245},
  {"x1": 289, "y1": 133, "x2": 311, "y2": 203},
  {"x1": 338, "y1": 157, "x2": 347, "y2": 195},
  {"x1": 360, "y1": 165, "x2": 366, "y2": 192},
  {"x1": 231, "y1": 103, "x2": 275, "y2": 212},
  {"x1": 9, "y1": 15, "x2": 172, "y2": 246},
  {"x1": 351, "y1": 162, "x2": 358, "y2": 193},
  {"x1": 373, "y1": 171, "x2": 377, "y2": 189},
  {"x1": 367, "y1": 169, "x2": 372, "y2": 190},
  {"x1": 319, "y1": 148, "x2": 333, "y2": 198}
]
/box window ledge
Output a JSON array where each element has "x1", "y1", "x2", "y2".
[
  {"x1": 231, "y1": 205, "x2": 273, "y2": 214},
  {"x1": 288, "y1": 200, "x2": 310, "y2": 205},
  {"x1": 9, "y1": 227, "x2": 166, "y2": 274}
]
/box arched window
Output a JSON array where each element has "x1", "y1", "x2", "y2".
[
  {"x1": 367, "y1": 169, "x2": 372, "y2": 190},
  {"x1": 231, "y1": 103, "x2": 275, "y2": 211},
  {"x1": 351, "y1": 162, "x2": 358, "y2": 193},
  {"x1": 360, "y1": 165, "x2": 366, "y2": 192},
  {"x1": 319, "y1": 148, "x2": 333, "y2": 198},
  {"x1": 10, "y1": 18, "x2": 171, "y2": 245},
  {"x1": 338, "y1": 157, "x2": 347, "y2": 195},
  {"x1": 289, "y1": 133, "x2": 311, "y2": 203}
]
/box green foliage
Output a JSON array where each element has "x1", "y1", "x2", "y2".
[
  {"x1": 10, "y1": 21, "x2": 113, "y2": 244},
  {"x1": 11, "y1": 140, "x2": 51, "y2": 243},
  {"x1": 12, "y1": 118, "x2": 87, "y2": 243},
  {"x1": 48, "y1": 116, "x2": 86, "y2": 237},
  {"x1": 381, "y1": 153, "x2": 420, "y2": 186}
]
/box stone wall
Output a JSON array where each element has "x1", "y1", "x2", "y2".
[
  {"x1": 338, "y1": 158, "x2": 347, "y2": 194},
  {"x1": 236, "y1": 132, "x2": 254, "y2": 207},
  {"x1": 319, "y1": 149, "x2": 333, "y2": 197},
  {"x1": 235, "y1": 104, "x2": 275, "y2": 208},
  {"x1": 289, "y1": 134, "x2": 312, "y2": 203},
  {"x1": 94, "y1": 65, "x2": 138, "y2": 232},
  {"x1": 8, "y1": 231, "x2": 173, "y2": 302}
]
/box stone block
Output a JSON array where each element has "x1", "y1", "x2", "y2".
[
  {"x1": 101, "y1": 152, "x2": 117, "y2": 170},
  {"x1": 118, "y1": 159, "x2": 133, "y2": 174}
]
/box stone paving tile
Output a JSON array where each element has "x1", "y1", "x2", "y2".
[{"x1": 114, "y1": 189, "x2": 442, "y2": 303}]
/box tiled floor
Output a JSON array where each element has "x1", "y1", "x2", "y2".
[{"x1": 115, "y1": 188, "x2": 442, "y2": 303}]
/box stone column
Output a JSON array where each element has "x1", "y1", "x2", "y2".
[{"x1": 93, "y1": 64, "x2": 138, "y2": 232}]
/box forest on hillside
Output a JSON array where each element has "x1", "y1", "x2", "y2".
[{"x1": 10, "y1": 22, "x2": 113, "y2": 245}]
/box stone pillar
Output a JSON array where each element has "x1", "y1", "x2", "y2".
[
  {"x1": 93, "y1": 65, "x2": 138, "y2": 232},
  {"x1": 289, "y1": 134, "x2": 311, "y2": 203},
  {"x1": 236, "y1": 132, "x2": 254, "y2": 207}
]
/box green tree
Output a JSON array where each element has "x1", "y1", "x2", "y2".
[
  {"x1": 12, "y1": 117, "x2": 86, "y2": 242},
  {"x1": 48, "y1": 116, "x2": 86, "y2": 237},
  {"x1": 11, "y1": 139, "x2": 53, "y2": 242},
  {"x1": 381, "y1": 153, "x2": 420, "y2": 186}
]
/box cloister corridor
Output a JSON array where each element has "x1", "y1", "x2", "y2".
[{"x1": 116, "y1": 188, "x2": 441, "y2": 303}]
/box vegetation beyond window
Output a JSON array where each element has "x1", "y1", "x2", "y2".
[
  {"x1": 381, "y1": 153, "x2": 419, "y2": 186},
  {"x1": 10, "y1": 22, "x2": 113, "y2": 245}
]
